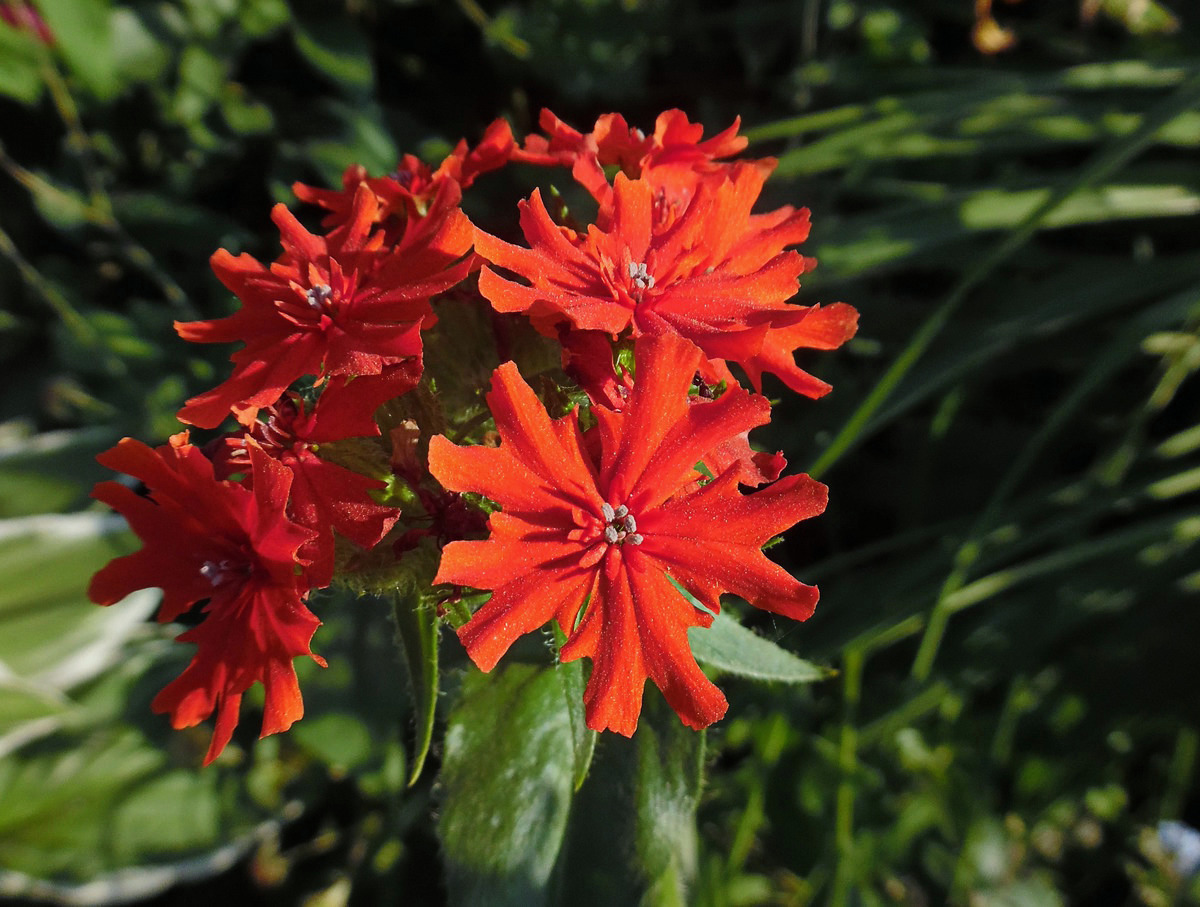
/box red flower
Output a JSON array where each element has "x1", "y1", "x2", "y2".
[
  {"x1": 515, "y1": 108, "x2": 751, "y2": 212},
  {"x1": 88, "y1": 433, "x2": 323, "y2": 765},
  {"x1": 475, "y1": 165, "x2": 857, "y2": 398},
  {"x1": 209, "y1": 368, "x2": 413, "y2": 585},
  {"x1": 294, "y1": 118, "x2": 514, "y2": 234},
  {"x1": 429, "y1": 331, "x2": 827, "y2": 734},
  {"x1": 175, "y1": 184, "x2": 472, "y2": 429}
]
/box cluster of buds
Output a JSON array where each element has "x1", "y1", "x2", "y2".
[{"x1": 89, "y1": 109, "x2": 858, "y2": 763}]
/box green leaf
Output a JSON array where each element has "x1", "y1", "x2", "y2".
[
  {"x1": 0, "y1": 427, "x2": 118, "y2": 518},
  {"x1": 108, "y1": 771, "x2": 221, "y2": 863},
  {"x1": 292, "y1": 16, "x2": 372, "y2": 92},
  {"x1": 0, "y1": 513, "x2": 151, "y2": 684},
  {"x1": 0, "y1": 729, "x2": 165, "y2": 877},
  {"x1": 558, "y1": 697, "x2": 706, "y2": 906},
  {"x1": 109, "y1": 7, "x2": 170, "y2": 85},
  {"x1": 290, "y1": 713, "x2": 372, "y2": 773},
  {"x1": 689, "y1": 611, "x2": 831, "y2": 684},
  {"x1": 32, "y1": 0, "x2": 120, "y2": 100},
  {"x1": 438, "y1": 664, "x2": 575, "y2": 907},
  {"x1": 0, "y1": 24, "x2": 43, "y2": 104},
  {"x1": 25, "y1": 170, "x2": 90, "y2": 230},
  {"x1": 240, "y1": 0, "x2": 290, "y2": 36},
  {"x1": 303, "y1": 99, "x2": 399, "y2": 185},
  {"x1": 632, "y1": 702, "x2": 705, "y2": 906},
  {"x1": 390, "y1": 591, "x2": 439, "y2": 785},
  {"x1": 220, "y1": 83, "x2": 274, "y2": 135},
  {"x1": 553, "y1": 625, "x2": 597, "y2": 790},
  {"x1": 171, "y1": 45, "x2": 226, "y2": 127}
]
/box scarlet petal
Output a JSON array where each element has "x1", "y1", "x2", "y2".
[
  {"x1": 434, "y1": 519, "x2": 586, "y2": 591},
  {"x1": 626, "y1": 562, "x2": 726, "y2": 730},
  {"x1": 457, "y1": 566, "x2": 596, "y2": 672},
  {"x1": 150, "y1": 582, "x2": 321, "y2": 764},
  {"x1": 484, "y1": 363, "x2": 601, "y2": 508},
  {"x1": 561, "y1": 554, "x2": 646, "y2": 736},
  {"x1": 177, "y1": 185, "x2": 469, "y2": 427},
  {"x1": 597, "y1": 329, "x2": 703, "y2": 499},
  {"x1": 428, "y1": 435, "x2": 565, "y2": 516}
]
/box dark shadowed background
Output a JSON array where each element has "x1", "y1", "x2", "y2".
[{"x1": 1, "y1": 0, "x2": 1199, "y2": 904}]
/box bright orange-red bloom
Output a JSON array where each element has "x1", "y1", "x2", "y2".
[
  {"x1": 429, "y1": 331, "x2": 827, "y2": 734},
  {"x1": 88, "y1": 433, "x2": 323, "y2": 765},
  {"x1": 475, "y1": 166, "x2": 857, "y2": 398},
  {"x1": 514, "y1": 108, "x2": 748, "y2": 208},
  {"x1": 294, "y1": 117, "x2": 515, "y2": 234},
  {"x1": 175, "y1": 183, "x2": 472, "y2": 429},
  {"x1": 209, "y1": 368, "x2": 414, "y2": 585}
]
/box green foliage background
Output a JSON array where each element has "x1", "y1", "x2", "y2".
[{"x1": 1, "y1": 0, "x2": 1199, "y2": 904}]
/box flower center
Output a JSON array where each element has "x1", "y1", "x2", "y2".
[
  {"x1": 306, "y1": 284, "x2": 334, "y2": 310},
  {"x1": 601, "y1": 502, "x2": 643, "y2": 546},
  {"x1": 627, "y1": 261, "x2": 655, "y2": 294},
  {"x1": 199, "y1": 558, "x2": 250, "y2": 587}
]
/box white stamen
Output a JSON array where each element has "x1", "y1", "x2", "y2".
[
  {"x1": 627, "y1": 262, "x2": 654, "y2": 291},
  {"x1": 200, "y1": 559, "x2": 232, "y2": 585},
  {"x1": 599, "y1": 501, "x2": 643, "y2": 547},
  {"x1": 306, "y1": 284, "x2": 333, "y2": 309}
]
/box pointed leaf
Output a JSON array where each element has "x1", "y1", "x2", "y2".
[
  {"x1": 689, "y1": 610, "x2": 831, "y2": 684},
  {"x1": 0, "y1": 25, "x2": 42, "y2": 104},
  {"x1": 632, "y1": 700, "x2": 705, "y2": 906},
  {"x1": 0, "y1": 513, "x2": 154, "y2": 684},
  {"x1": 439, "y1": 664, "x2": 574, "y2": 907},
  {"x1": 556, "y1": 696, "x2": 706, "y2": 906},
  {"x1": 32, "y1": 0, "x2": 120, "y2": 100}
]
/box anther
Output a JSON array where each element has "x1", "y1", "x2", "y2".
[
  {"x1": 306, "y1": 284, "x2": 333, "y2": 309},
  {"x1": 627, "y1": 262, "x2": 654, "y2": 291},
  {"x1": 200, "y1": 560, "x2": 230, "y2": 585},
  {"x1": 599, "y1": 501, "x2": 641, "y2": 547}
]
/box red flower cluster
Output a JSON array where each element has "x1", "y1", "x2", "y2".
[
  {"x1": 90, "y1": 107, "x2": 856, "y2": 760},
  {"x1": 89, "y1": 434, "x2": 321, "y2": 765}
]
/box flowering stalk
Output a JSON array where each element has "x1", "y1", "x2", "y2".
[{"x1": 88, "y1": 108, "x2": 856, "y2": 763}]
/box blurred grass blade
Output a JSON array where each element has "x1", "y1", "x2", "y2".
[{"x1": 809, "y1": 68, "x2": 1200, "y2": 480}]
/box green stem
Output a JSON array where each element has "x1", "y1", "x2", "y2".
[
  {"x1": 830, "y1": 645, "x2": 863, "y2": 907},
  {"x1": 453, "y1": 0, "x2": 530, "y2": 58},
  {"x1": 0, "y1": 224, "x2": 125, "y2": 379},
  {"x1": 0, "y1": 57, "x2": 193, "y2": 316},
  {"x1": 1160, "y1": 727, "x2": 1198, "y2": 821},
  {"x1": 389, "y1": 589, "x2": 440, "y2": 787}
]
